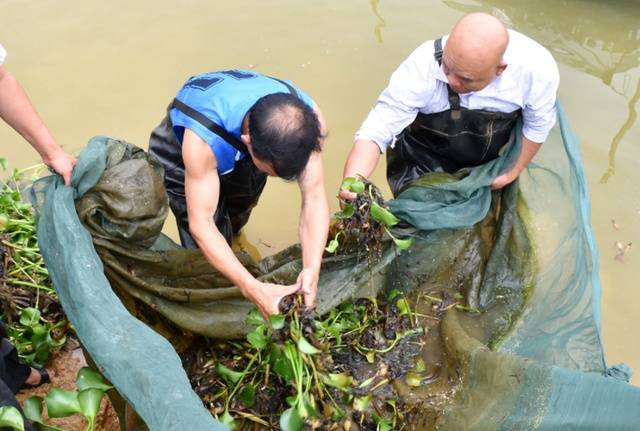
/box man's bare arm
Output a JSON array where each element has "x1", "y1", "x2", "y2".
[
  {"x1": 0, "y1": 65, "x2": 75, "y2": 184},
  {"x1": 183, "y1": 129, "x2": 298, "y2": 316},
  {"x1": 491, "y1": 135, "x2": 541, "y2": 190}
]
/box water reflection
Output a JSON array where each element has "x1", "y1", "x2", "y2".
[
  {"x1": 370, "y1": 0, "x2": 386, "y2": 43},
  {"x1": 443, "y1": 0, "x2": 640, "y2": 182}
]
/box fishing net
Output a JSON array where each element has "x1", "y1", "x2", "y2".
[{"x1": 30, "y1": 102, "x2": 640, "y2": 430}]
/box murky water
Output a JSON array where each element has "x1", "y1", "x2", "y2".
[{"x1": 1, "y1": 0, "x2": 638, "y2": 384}]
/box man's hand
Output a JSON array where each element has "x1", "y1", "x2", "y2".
[
  {"x1": 490, "y1": 171, "x2": 517, "y2": 190},
  {"x1": 45, "y1": 149, "x2": 76, "y2": 186},
  {"x1": 338, "y1": 188, "x2": 357, "y2": 201},
  {"x1": 297, "y1": 267, "x2": 319, "y2": 309},
  {"x1": 244, "y1": 281, "x2": 301, "y2": 317}
]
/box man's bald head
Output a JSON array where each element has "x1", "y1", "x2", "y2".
[{"x1": 442, "y1": 13, "x2": 509, "y2": 94}]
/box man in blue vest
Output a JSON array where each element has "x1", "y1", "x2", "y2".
[{"x1": 149, "y1": 70, "x2": 329, "y2": 317}]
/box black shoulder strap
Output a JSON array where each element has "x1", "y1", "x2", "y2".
[
  {"x1": 170, "y1": 98, "x2": 246, "y2": 153},
  {"x1": 434, "y1": 37, "x2": 444, "y2": 65},
  {"x1": 433, "y1": 37, "x2": 461, "y2": 116},
  {"x1": 270, "y1": 77, "x2": 300, "y2": 98}
]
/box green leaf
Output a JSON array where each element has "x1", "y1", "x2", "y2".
[
  {"x1": 392, "y1": 236, "x2": 415, "y2": 250},
  {"x1": 335, "y1": 203, "x2": 355, "y2": 219},
  {"x1": 238, "y1": 383, "x2": 256, "y2": 408},
  {"x1": 219, "y1": 410, "x2": 236, "y2": 430},
  {"x1": 0, "y1": 159, "x2": 7, "y2": 171},
  {"x1": 245, "y1": 308, "x2": 265, "y2": 327},
  {"x1": 45, "y1": 388, "x2": 81, "y2": 418},
  {"x1": 376, "y1": 418, "x2": 393, "y2": 431},
  {"x1": 22, "y1": 397, "x2": 44, "y2": 424},
  {"x1": 75, "y1": 367, "x2": 113, "y2": 392},
  {"x1": 215, "y1": 363, "x2": 244, "y2": 384},
  {"x1": 269, "y1": 314, "x2": 286, "y2": 330},
  {"x1": 349, "y1": 181, "x2": 365, "y2": 194},
  {"x1": 78, "y1": 388, "x2": 105, "y2": 423},
  {"x1": 0, "y1": 406, "x2": 25, "y2": 431},
  {"x1": 19, "y1": 308, "x2": 41, "y2": 327},
  {"x1": 297, "y1": 336, "x2": 321, "y2": 355},
  {"x1": 273, "y1": 355, "x2": 294, "y2": 381},
  {"x1": 358, "y1": 376, "x2": 376, "y2": 389},
  {"x1": 325, "y1": 239, "x2": 339, "y2": 253},
  {"x1": 353, "y1": 395, "x2": 372, "y2": 412},
  {"x1": 0, "y1": 214, "x2": 8, "y2": 232},
  {"x1": 321, "y1": 373, "x2": 353, "y2": 390},
  {"x1": 370, "y1": 202, "x2": 399, "y2": 227},
  {"x1": 413, "y1": 358, "x2": 426, "y2": 373},
  {"x1": 405, "y1": 372, "x2": 423, "y2": 387},
  {"x1": 247, "y1": 331, "x2": 268, "y2": 350},
  {"x1": 396, "y1": 298, "x2": 410, "y2": 316},
  {"x1": 387, "y1": 289, "x2": 401, "y2": 302},
  {"x1": 365, "y1": 352, "x2": 376, "y2": 363},
  {"x1": 279, "y1": 407, "x2": 303, "y2": 431}
]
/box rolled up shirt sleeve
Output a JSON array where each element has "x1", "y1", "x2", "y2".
[
  {"x1": 521, "y1": 51, "x2": 560, "y2": 143},
  {"x1": 0, "y1": 44, "x2": 6, "y2": 65},
  {"x1": 355, "y1": 42, "x2": 437, "y2": 152}
]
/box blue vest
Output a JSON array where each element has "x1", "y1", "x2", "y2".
[{"x1": 169, "y1": 70, "x2": 314, "y2": 175}]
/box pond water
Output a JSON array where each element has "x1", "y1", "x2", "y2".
[{"x1": 1, "y1": 0, "x2": 638, "y2": 384}]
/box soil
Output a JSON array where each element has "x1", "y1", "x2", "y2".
[{"x1": 15, "y1": 339, "x2": 120, "y2": 431}]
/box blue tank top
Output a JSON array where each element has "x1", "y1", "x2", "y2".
[{"x1": 169, "y1": 70, "x2": 314, "y2": 175}]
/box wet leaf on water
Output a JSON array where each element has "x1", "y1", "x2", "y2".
[
  {"x1": 45, "y1": 388, "x2": 82, "y2": 418},
  {"x1": 370, "y1": 202, "x2": 399, "y2": 227},
  {"x1": 215, "y1": 363, "x2": 244, "y2": 384},
  {"x1": 297, "y1": 335, "x2": 321, "y2": 355},
  {"x1": 280, "y1": 406, "x2": 303, "y2": 431}
]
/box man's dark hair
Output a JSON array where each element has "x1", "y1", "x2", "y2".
[{"x1": 248, "y1": 93, "x2": 322, "y2": 181}]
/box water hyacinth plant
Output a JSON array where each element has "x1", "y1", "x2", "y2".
[
  {"x1": 183, "y1": 291, "x2": 428, "y2": 430},
  {"x1": 0, "y1": 159, "x2": 68, "y2": 364},
  {"x1": 326, "y1": 177, "x2": 414, "y2": 256}
]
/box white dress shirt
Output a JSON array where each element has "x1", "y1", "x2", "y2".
[
  {"x1": 356, "y1": 30, "x2": 560, "y2": 152},
  {"x1": 0, "y1": 44, "x2": 6, "y2": 65}
]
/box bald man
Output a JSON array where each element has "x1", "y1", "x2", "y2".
[{"x1": 341, "y1": 13, "x2": 559, "y2": 196}]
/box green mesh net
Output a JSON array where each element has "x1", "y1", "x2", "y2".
[{"x1": 30, "y1": 103, "x2": 640, "y2": 430}]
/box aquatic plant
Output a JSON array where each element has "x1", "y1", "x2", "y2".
[
  {"x1": 326, "y1": 177, "x2": 414, "y2": 256},
  {"x1": 0, "y1": 159, "x2": 68, "y2": 364},
  {"x1": 23, "y1": 367, "x2": 113, "y2": 431}
]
